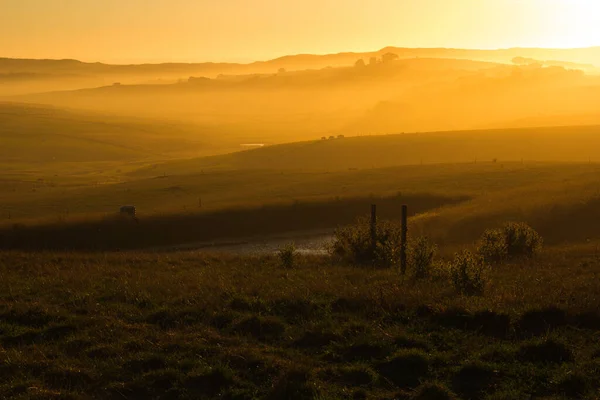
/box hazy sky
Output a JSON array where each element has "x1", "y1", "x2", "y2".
[{"x1": 1, "y1": 0, "x2": 599, "y2": 63}]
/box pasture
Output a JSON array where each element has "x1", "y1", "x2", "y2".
[
  {"x1": 3, "y1": 106, "x2": 600, "y2": 398},
  {"x1": 1, "y1": 246, "x2": 599, "y2": 399}
]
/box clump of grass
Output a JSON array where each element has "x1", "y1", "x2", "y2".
[
  {"x1": 517, "y1": 306, "x2": 567, "y2": 336},
  {"x1": 232, "y1": 316, "x2": 286, "y2": 342},
  {"x1": 184, "y1": 366, "x2": 235, "y2": 397},
  {"x1": 452, "y1": 362, "x2": 496, "y2": 399},
  {"x1": 278, "y1": 242, "x2": 298, "y2": 269},
  {"x1": 268, "y1": 368, "x2": 315, "y2": 400},
  {"x1": 376, "y1": 349, "x2": 430, "y2": 389},
  {"x1": 517, "y1": 338, "x2": 574, "y2": 364},
  {"x1": 340, "y1": 340, "x2": 391, "y2": 362},
  {"x1": 412, "y1": 382, "x2": 456, "y2": 400},
  {"x1": 335, "y1": 366, "x2": 377, "y2": 387},
  {"x1": 330, "y1": 216, "x2": 402, "y2": 268},
  {"x1": 293, "y1": 330, "x2": 341, "y2": 349},
  {"x1": 409, "y1": 236, "x2": 437, "y2": 279},
  {"x1": 556, "y1": 371, "x2": 592, "y2": 399},
  {"x1": 449, "y1": 250, "x2": 488, "y2": 295},
  {"x1": 478, "y1": 222, "x2": 543, "y2": 263}
]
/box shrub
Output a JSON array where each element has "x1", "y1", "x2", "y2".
[
  {"x1": 331, "y1": 217, "x2": 402, "y2": 268},
  {"x1": 409, "y1": 236, "x2": 437, "y2": 279},
  {"x1": 278, "y1": 242, "x2": 297, "y2": 269},
  {"x1": 450, "y1": 250, "x2": 488, "y2": 295},
  {"x1": 478, "y1": 222, "x2": 543, "y2": 263},
  {"x1": 503, "y1": 222, "x2": 543, "y2": 258},
  {"x1": 477, "y1": 229, "x2": 508, "y2": 263}
]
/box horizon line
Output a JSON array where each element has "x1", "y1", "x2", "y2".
[{"x1": 2, "y1": 44, "x2": 600, "y2": 66}]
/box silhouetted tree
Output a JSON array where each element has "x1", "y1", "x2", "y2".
[
  {"x1": 355, "y1": 59, "x2": 366, "y2": 68},
  {"x1": 512, "y1": 56, "x2": 537, "y2": 65},
  {"x1": 369, "y1": 57, "x2": 378, "y2": 66},
  {"x1": 382, "y1": 53, "x2": 399, "y2": 63}
]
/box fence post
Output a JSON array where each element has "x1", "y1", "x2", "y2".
[
  {"x1": 401, "y1": 204, "x2": 408, "y2": 275},
  {"x1": 371, "y1": 204, "x2": 377, "y2": 251}
]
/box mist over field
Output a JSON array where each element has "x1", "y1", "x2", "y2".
[
  {"x1": 4, "y1": 47, "x2": 600, "y2": 144},
  {"x1": 4, "y1": 3, "x2": 600, "y2": 396}
]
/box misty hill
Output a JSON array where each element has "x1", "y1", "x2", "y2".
[
  {"x1": 14, "y1": 59, "x2": 600, "y2": 141},
  {"x1": 0, "y1": 102, "x2": 241, "y2": 170},
  {"x1": 3, "y1": 45, "x2": 600, "y2": 96},
  {"x1": 3, "y1": 46, "x2": 600, "y2": 77},
  {"x1": 132, "y1": 125, "x2": 600, "y2": 175}
]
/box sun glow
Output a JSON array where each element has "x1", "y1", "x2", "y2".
[
  {"x1": 1, "y1": 0, "x2": 600, "y2": 63},
  {"x1": 546, "y1": 0, "x2": 600, "y2": 48}
]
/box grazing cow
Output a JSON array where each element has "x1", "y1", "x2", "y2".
[{"x1": 120, "y1": 205, "x2": 136, "y2": 217}]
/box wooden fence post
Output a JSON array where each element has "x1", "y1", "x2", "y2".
[
  {"x1": 371, "y1": 204, "x2": 377, "y2": 251},
  {"x1": 401, "y1": 204, "x2": 408, "y2": 275}
]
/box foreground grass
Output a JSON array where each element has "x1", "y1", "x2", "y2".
[{"x1": 1, "y1": 248, "x2": 600, "y2": 399}]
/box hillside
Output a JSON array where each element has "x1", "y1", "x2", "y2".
[
  {"x1": 0, "y1": 102, "x2": 242, "y2": 175},
  {"x1": 3, "y1": 45, "x2": 599, "y2": 97},
  {"x1": 12, "y1": 59, "x2": 600, "y2": 141},
  {"x1": 3, "y1": 46, "x2": 600, "y2": 77},
  {"x1": 133, "y1": 125, "x2": 600, "y2": 175}
]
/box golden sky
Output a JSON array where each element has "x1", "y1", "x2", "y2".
[{"x1": 1, "y1": 0, "x2": 599, "y2": 63}]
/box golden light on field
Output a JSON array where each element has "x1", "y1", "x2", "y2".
[{"x1": 1, "y1": 0, "x2": 600, "y2": 63}]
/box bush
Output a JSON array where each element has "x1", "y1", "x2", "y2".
[
  {"x1": 450, "y1": 250, "x2": 488, "y2": 295},
  {"x1": 409, "y1": 236, "x2": 437, "y2": 279},
  {"x1": 478, "y1": 222, "x2": 543, "y2": 263},
  {"x1": 278, "y1": 242, "x2": 297, "y2": 269},
  {"x1": 331, "y1": 217, "x2": 402, "y2": 268},
  {"x1": 477, "y1": 229, "x2": 507, "y2": 263}
]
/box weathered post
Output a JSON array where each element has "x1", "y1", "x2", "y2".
[
  {"x1": 401, "y1": 204, "x2": 408, "y2": 275},
  {"x1": 371, "y1": 204, "x2": 377, "y2": 252}
]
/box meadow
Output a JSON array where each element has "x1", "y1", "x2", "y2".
[
  {"x1": 3, "y1": 99, "x2": 600, "y2": 398},
  {"x1": 4, "y1": 159, "x2": 600, "y2": 251},
  {"x1": 1, "y1": 245, "x2": 599, "y2": 399}
]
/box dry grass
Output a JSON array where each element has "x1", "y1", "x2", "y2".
[{"x1": 0, "y1": 245, "x2": 599, "y2": 399}]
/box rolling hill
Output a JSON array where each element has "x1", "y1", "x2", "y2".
[
  {"x1": 0, "y1": 102, "x2": 242, "y2": 173},
  {"x1": 11, "y1": 58, "x2": 600, "y2": 141},
  {"x1": 131, "y1": 125, "x2": 600, "y2": 175}
]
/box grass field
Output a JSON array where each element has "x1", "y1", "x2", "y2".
[
  {"x1": 4, "y1": 161, "x2": 600, "y2": 250},
  {"x1": 135, "y1": 125, "x2": 600, "y2": 174},
  {"x1": 1, "y1": 246, "x2": 599, "y2": 399},
  {"x1": 4, "y1": 104, "x2": 600, "y2": 398},
  {"x1": 0, "y1": 102, "x2": 244, "y2": 177}
]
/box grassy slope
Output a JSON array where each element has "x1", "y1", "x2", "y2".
[
  {"x1": 4, "y1": 121, "x2": 600, "y2": 247},
  {"x1": 0, "y1": 249, "x2": 599, "y2": 399},
  {"x1": 0, "y1": 102, "x2": 240, "y2": 171},
  {"x1": 4, "y1": 162, "x2": 600, "y2": 249},
  {"x1": 133, "y1": 125, "x2": 600, "y2": 175}
]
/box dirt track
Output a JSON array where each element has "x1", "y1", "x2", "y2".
[{"x1": 153, "y1": 228, "x2": 333, "y2": 255}]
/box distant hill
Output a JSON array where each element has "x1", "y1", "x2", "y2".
[
  {"x1": 130, "y1": 125, "x2": 600, "y2": 176},
  {"x1": 2, "y1": 45, "x2": 599, "y2": 81},
  {"x1": 14, "y1": 58, "x2": 600, "y2": 141}
]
